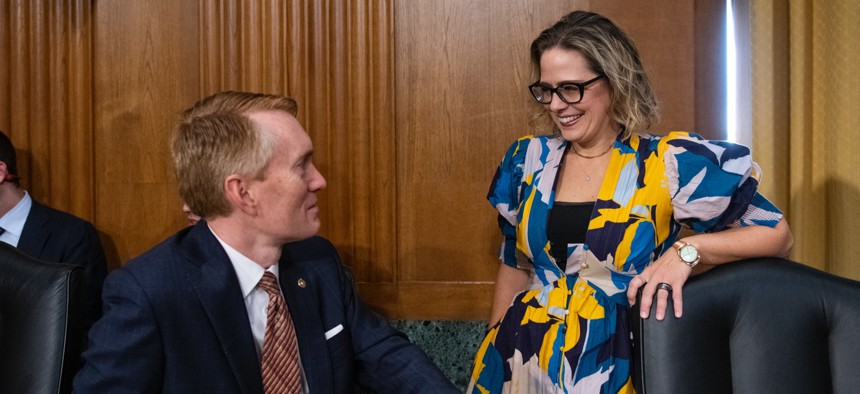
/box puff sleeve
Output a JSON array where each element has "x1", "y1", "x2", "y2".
[
  {"x1": 487, "y1": 137, "x2": 531, "y2": 268},
  {"x1": 660, "y1": 132, "x2": 783, "y2": 233}
]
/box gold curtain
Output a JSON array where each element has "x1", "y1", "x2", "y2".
[{"x1": 747, "y1": 0, "x2": 860, "y2": 278}]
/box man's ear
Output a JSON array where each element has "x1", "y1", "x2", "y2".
[
  {"x1": 224, "y1": 174, "x2": 257, "y2": 215},
  {"x1": 0, "y1": 162, "x2": 8, "y2": 184}
]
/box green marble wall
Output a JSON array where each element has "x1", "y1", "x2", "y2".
[{"x1": 390, "y1": 320, "x2": 487, "y2": 392}]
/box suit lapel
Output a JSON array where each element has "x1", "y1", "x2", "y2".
[
  {"x1": 17, "y1": 200, "x2": 50, "y2": 258},
  {"x1": 279, "y1": 248, "x2": 334, "y2": 393},
  {"x1": 181, "y1": 223, "x2": 263, "y2": 394}
]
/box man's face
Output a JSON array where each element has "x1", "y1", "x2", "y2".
[{"x1": 246, "y1": 110, "x2": 327, "y2": 243}]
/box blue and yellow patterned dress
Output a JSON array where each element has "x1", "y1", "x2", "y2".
[{"x1": 468, "y1": 132, "x2": 783, "y2": 393}]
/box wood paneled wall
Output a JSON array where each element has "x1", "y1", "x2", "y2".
[
  {"x1": 1, "y1": 0, "x2": 723, "y2": 320},
  {"x1": 92, "y1": 0, "x2": 200, "y2": 262},
  {"x1": 197, "y1": 0, "x2": 399, "y2": 287},
  {"x1": 0, "y1": 0, "x2": 94, "y2": 218}
]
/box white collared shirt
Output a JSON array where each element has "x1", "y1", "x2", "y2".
[
  {"x1": 0, "y1": 191, "x2": 32, "y2": 247},
  {"x1": 207, "y1": 225, "x2": 309, "y2": 393}
]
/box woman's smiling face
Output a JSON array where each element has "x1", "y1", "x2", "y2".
[{"x1": 538, "y1": 47, "x2": 617, "y2": 147}]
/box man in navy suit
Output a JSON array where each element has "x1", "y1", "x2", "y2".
[
  {"x1": 0, "y1": 131, "x2": 107, "y2": 339},
  {"x1": 74, "y1": 91, "x2": 459, "y2": 393}
]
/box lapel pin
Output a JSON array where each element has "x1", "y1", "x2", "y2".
[{"x1": 297, "y1": 278, "x2": 307, "y2": 288}]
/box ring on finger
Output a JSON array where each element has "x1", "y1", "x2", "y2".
[{"x1": 656, "y1": 282, "x2": 673, "y2": 292}]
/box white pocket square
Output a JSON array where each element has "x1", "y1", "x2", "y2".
[{"x1": 324, "y1": 324, "x2": 344, "y2": 340}]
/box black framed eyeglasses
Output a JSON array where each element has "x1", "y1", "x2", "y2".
[{"x1": 528, "y1": 75, "x2": 605, "y2": 104}]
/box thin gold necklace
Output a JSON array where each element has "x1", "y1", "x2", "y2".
[
  {"x1": 572, "y1": 156, "x2": 598, "y2": 182},
  {"x1": 571, "y1": 142, "x2": 613, "y2": 159},
  {"x1": 578, "y1": 160, "x2": 594, "y2": 182}
]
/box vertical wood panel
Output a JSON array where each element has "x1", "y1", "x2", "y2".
[
  {"x1": 695, "y1": 0, "x2": 727, "y2": 139},
  {"x1": 93, "y1": 0, "x2": 199, "y2": 265},
  {"x1": 593, "y1": 0, "x2": 698, "y2": 134},
  {"x1": 198, "y1": 0, "x2": 396, "y2": 283},
  {"x1": 394, "y1": 0, "x2": 588, "y2": 319},
  {"x1": 68, "y1": 1, "x2": 94, "y2": 219},
  {"x1": 0, "y1": 2, "x2": 7, "y2": 136},
  {"x1": 0, "y1": 0, "x2": 94, "y2": 220}
]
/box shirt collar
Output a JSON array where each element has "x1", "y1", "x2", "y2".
[
  {"x1": 207, "y1": 224, "x2": 279, "y2": 298},
  {"x1": 0, "y1": 191, "x2": 32, "y2": 238}
]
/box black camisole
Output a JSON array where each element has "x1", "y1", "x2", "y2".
[{"x1": 546, "y1": 201, "x2": 595, "y2": 271}]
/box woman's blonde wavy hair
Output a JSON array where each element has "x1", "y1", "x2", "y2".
[{"x1": 528, "y1": 11, "x2": 660, "y2": 139}]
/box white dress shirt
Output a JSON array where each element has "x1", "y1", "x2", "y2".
[
  {"x1": 208, "y1": 225, "x2": 309, "y2": 393},
  {"x1": 0, "y1": 191, "x2": 32, "y2": 247}
]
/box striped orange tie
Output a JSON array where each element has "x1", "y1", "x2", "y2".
[{"x1": 259, "y1": 272, "x2": 302, "y2": 394}]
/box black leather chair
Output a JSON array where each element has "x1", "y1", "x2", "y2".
[
  {"x1": 631, "y1": 257, "x2": 860, "y2": 393},
  {"x1": 0, "y1": 242, "x2": 84, "y2": 394}
]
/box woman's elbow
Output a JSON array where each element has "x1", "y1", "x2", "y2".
[{"x1": 774, "y1": 218, "x2": 794, "y2": 258}]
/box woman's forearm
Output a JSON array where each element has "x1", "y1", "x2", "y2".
[
  {"x1": 684, "y1": 217, "x2": 793, "y2": 266},
  {"x1": 488, "y1": 263, "x2": 530, "y2": 326}
]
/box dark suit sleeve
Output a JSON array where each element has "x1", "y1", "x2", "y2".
[
  {"x1": 73, "y1": 267, "x2": 164, "y2": 393},
  {"x1": 323, "y1": 244, "x2": 459, "y2": 393},
  {"x1": 62, "y1": 221, "x2": 108, "y2": 334}
]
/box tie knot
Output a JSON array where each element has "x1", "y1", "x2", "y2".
[{"x1": 258, "y1": 271, "x2": 281, "y2": 297}]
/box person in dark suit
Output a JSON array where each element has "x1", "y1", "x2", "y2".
[
  {"x1": 74, "y1": 91, "x2": 459, "y2": 393},
  {"x1": 0, "y1": 130, "x2": 107, "y2": 339}
]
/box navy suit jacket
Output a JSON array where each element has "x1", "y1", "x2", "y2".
[
  {"x1": 73, "y1": 222, "x2": 459, "y2": 393},
  {"x1": 18, "y1": 199, "x2": 107, "y2": 333}
]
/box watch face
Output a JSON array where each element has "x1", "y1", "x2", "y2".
[{"x1": 679, "y1": 245, "x2": 698, "y2": 263}]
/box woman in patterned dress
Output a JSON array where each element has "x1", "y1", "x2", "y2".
[{"x1": 468, "y1": 11, "x2": 793, "y2": 394}]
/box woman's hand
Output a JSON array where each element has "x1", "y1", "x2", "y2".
[
  {"x1": 626, "y1": 248, "x2": 693, "y2": 320},
  {"x1": 626, "y1": 218, "x2": 793, "y2": 320}
]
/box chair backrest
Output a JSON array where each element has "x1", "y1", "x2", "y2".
[
  {"x1": 0, "y1": 242, "x2": 84, "y2": 394},
  {"x1": 631, "y1": 257, "x2": 860, "y2": 393}
]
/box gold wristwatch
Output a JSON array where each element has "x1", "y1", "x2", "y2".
[{"x1": 673, "y1": 240, "x2": 700, "y2": 268}]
